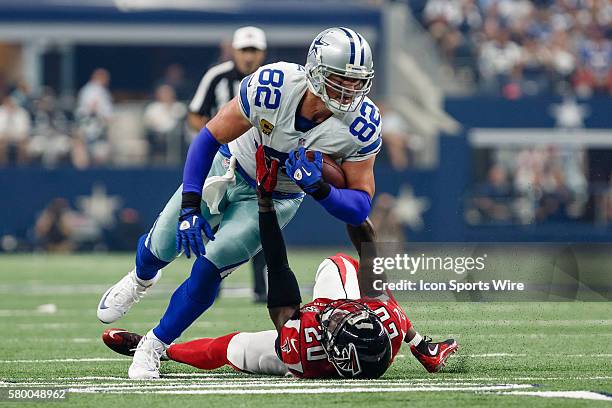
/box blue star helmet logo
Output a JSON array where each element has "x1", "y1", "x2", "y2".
[
  {"x1": 309, "y1": 35, "x2": 330, "y2": 56},
  {"x1": 314, "y1": 37, "x2": 329, "y2": 47}
]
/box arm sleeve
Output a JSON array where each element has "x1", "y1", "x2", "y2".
[
  {"x1": 314, "y1": 186, "x2": 372, "y2": 226},
  {"x1": 182, "y1": 127, "x2": 221, "y2": 195},
  {"x1": 259, "y1": 210, "x2": 302, "y2": 308}
]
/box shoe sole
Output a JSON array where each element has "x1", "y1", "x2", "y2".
[
  {"x1": 433, "y1": 342, "x2": 459, "y2": 373},
  {"x1": 128, "y1": 372, "x2": 160, "y2": 380}
]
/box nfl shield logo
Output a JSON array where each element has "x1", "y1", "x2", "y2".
[{"x1": 298, "y1": 138, "x2": 306, "y2": 147}]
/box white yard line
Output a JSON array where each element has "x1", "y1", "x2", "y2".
[
  {"x1": 505, "y1": 391, "x2": 612, "y2": 401},
  {"x1": 0, "y1": 285, "x2": 303, "y2": 297},
  {"x1": 0, "y1": 358, "x2": 126, "y2": 363},
  {"x1": 6, "y1": 333, "x2": 612, "y2": 341},
  {"x1": 0, "y1": 382, "x2": 516, "y2": 389},
  {"x1": 466, "y1": 353, "x2": 527, "y2": 357},
  {"x1": 0, "y1": 375, "x2": 240, "y2": 383},
  {"x1": 411, "y1": 376, "x2": 612, "y2": 381},
  {"x1": 163, "y1": 373, "x2": 240, "y2": 377},
  {"x1": 11, "y1": 322, "x2": 214, "y2": 330},
  {"x1": 0, "y1": 377, "x2": 523, "y2": 384},
  {"x1": 465, "y1": 353, "x2": 612, "y2": 358},
  {"x1": 5, "y1": 375, "x2": 610, "y2": 383},
  {"x1": 411, "y1": 320, "x2": 612, "y2": 326},
  {"x1": 4, "y1": 353, "x2": 612, "y2": 363},
  {"x1": 68, "y1": 384, "x2": 535, "y2": 395},
  {"x1": 396, "y1": 353, "x2": 612, "y2": 358}
]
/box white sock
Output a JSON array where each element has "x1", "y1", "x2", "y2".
[
  {"x1": 146, "y1": 330, "x2": 169, "y2": 348},
  {"x1": 134, "y1": 271, "x2": 158, "y2": 287},
  {"x1": 407, "y1": 332, "x2": 423, "y2": 347}
]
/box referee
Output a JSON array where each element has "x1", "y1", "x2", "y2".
[
  {"x1": 187, "y1": 26, "x2": 267, "y2": 131},
  {"x1": 187, "y1": 26, "x2": 269, "y2": 303}
]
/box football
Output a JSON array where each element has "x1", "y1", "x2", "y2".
[
  {"x1": 305, "y1": 151, "x2": 347, "y2": 189},
  {"x1": 101, "y1": 328, "x2": 140, "y2": 357}
]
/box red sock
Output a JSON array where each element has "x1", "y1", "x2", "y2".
[{"x1": 167, "y1": 332, "x2": 239, "y2": 370}]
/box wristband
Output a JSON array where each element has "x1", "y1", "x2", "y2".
[{"x1": 181, "y1": 192, "x2": 202, "y2": 209}]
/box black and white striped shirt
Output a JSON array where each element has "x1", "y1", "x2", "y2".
[{"x1": 188, "y1": 60, "x2": 246, "y2": 118}]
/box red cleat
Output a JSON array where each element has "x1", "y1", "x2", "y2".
[
  {"x1": 102, "y1": 328, "x2": 142, "y2": 357},
  {"x1": 410, "y1": 337, "x2": 458, "y2": 373}
]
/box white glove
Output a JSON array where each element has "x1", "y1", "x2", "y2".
[{"x1": 203, "y1": 156, "x2": 237, "y2": 215}]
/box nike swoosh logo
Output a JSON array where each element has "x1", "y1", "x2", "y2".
[
  {"x1": 107, "y1": 329, "x2": 126, "y2": 339},
  {"x1": 98, "y1": 287, "x2": 113, "y2": 310},
  {"x1": 428, "y1": 344, "x2": 439, "y2": 356},
  {"x1": 302, "y1": 167, "x2": 312, "y2": 177}
]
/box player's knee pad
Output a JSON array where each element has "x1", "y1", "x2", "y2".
[
  {"x1": 186, "y1": 256, "x2": 222, "y2": 306},
  {"x1": 313, "y1": 255, "x2": 360, "y2": 300},
  {"x1": 226, "y1": 332, "x2": 287, "y2": 376},
  {"x1": 226, "y1": 333, "x2": 248, "y2": 370},
  {"x1": 258, "y1": 354, "x2": 289, "y2": 376},
  {"x1": 135, "y1": 234, "x2": 169, "y2": 280},
  {"x1": 314, "y1": 258, "x2": 344, "y2": 283}
]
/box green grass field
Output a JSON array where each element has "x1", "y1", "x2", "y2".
[{"x1": 0, "y1": 252, "x2": 611, "y2": 407}]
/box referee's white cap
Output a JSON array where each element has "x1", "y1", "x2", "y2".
[{"x1": 232, "y1": 26, "x2": 267, "y2": 51}]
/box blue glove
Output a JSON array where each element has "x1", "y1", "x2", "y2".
[
  {"x1": 285, "y1": 147, "x2": 323, "y2": 194},
  {"x1": 176, "y1": 208, "x2": 215, "y2": 258}
]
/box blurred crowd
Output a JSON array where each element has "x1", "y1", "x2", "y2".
[
  {"x1": 0, "y1": 69, "x2": 423, "y2": 171},
  {"x1": 32, "y1": 197, "x2": 144, "y2": 253},
  {"x1": 467, "y1": 146, "x2": 590, "y2": 224},
  {"x1": 413, "y1": 0, "x2": 612, "y2": 97},
  {"x1": 0, "y1": 65, "x2": 190, "y2": 169}
]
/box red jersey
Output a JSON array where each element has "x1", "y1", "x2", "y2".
[{"x1": 278, "y1": 294, "x2": 411, "y2": 378}]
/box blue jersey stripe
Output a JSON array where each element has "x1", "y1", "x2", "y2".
[
  {"x1": 239, "y1": 74, "x2": 252, "y2": 118},
  {"x1": 219, "y1": 143, "x2": 232, "y2": 157},
  {"x1": 357, "y1": 136, "x2": 382, "y2": 155},
  {"x1": 339, "y1": 27, "x2": 356, "y2": 65},
  {"x1": 218, "y1": 145, "x2": 305, "y2": 200}
]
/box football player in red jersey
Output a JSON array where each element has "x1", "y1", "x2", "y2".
[{"x1": 103, "y1": 146, "x2": 458, "y2": 378}]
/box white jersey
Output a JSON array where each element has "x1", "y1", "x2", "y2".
[{"x1": 226, "y1": 61, "x2": 382, "y2": 195}]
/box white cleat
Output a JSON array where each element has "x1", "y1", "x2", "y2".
[
  {"x1": 128, "y1": 330, "x2": 167, "y2": 380},
  {"x1": 97, "y1": 269, "x2": 161, "y2": 324}
]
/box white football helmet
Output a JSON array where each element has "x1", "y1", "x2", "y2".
[{"x1": 306, "y1": 27, "x2": 375, "y2": 114}]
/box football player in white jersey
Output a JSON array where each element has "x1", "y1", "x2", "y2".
[
  {"x1": 102, "y1": 149, "x2": 458, "y2": 379},
  {"x1": 96, "y1": 27, "x2": 384, "y2": 379}
]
